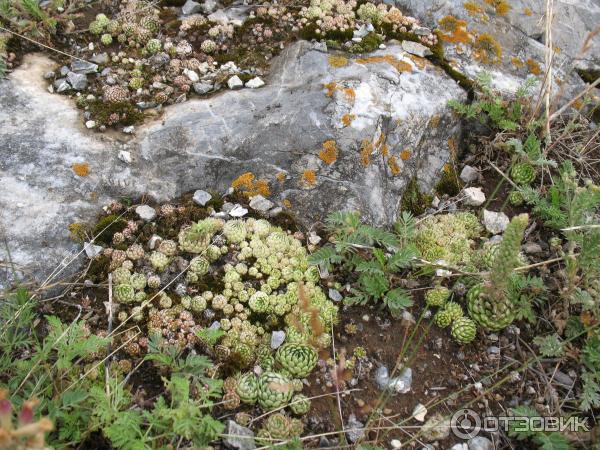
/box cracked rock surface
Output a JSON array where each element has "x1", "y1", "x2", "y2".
[{"x1": 0, "y1": 41, "x2": 466, "y2": 284}]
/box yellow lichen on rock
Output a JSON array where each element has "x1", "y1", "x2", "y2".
[
  {"x1": 438, "y1": 16, "x2": 471, "y2": 44},
  {"x1": 319, "y1": 140, "x2": 338, "y2": 165},
  {"x1": 324, "y1": 81, "x2": 337, "y2": 97},
  {"x1": 301, "y1": 170, "x2": 317, "y2": 187},
  {"x1": 526, "y1": 58, "x2": 542, "y2": 75},
  {"x1": 388, "y1": 156, "x2": 401, "y2": 175},
  {"x1": 473, "y1": 32, "x2": 502, "y2": 64},
  {"x1": 360, "y1": 139, "x2": 373, "y2": 167},
  {"x1": 232, "y1": 172, "x2": 271, "y2": 197},
  {"x1": 342, "y1": 113, "x2": 356, "y2": 127},
  {"x1": 328, "y1": 55, "x2": 349, "y2": 68},
  {"x1": 484, "y1": 0, "x2": 511, "y2": 15},
  {"x1": 343, "y1": 87, "x2": 356, "y2": 103},
  {"x1": 72, "y1": 162, "x2": 90, "y2": 177},
  {"x1": 355, "y1": 55, "x2": 413, "y2": 73}
]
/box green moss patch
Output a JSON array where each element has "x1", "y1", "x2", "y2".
[{"x1": 401, "y1": 177, "x2": 433, "y2": 215}]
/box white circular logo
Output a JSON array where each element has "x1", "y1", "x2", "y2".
[{"x1": 451, "y1": 408, "x2": 481, "y2": 439}]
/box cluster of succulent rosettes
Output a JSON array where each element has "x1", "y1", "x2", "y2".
[
  {"x1": 433, "y1": 302, "x2": 464, "y2": 327},
  {"x1": 298, "y1": 0, "x2": 437, "y2": 45},
  {"x1": 511, "y1": 162, "x2": 536, "y2": 185},
  {"x1": 104, "y1": 215, "x2": 337, "y2": 369},
  {"x1": 256, "y1": 412, "x2": 304, "y2": 445},
  {"x1": 0, "y1": 390, "x2": 53, "y2": 450},
  {"x1": 415, "y1": 212, "x2": 483, "y2": 268},
  {"x1": 426, "y1": 283, "x2": 477, "y2": 343}
]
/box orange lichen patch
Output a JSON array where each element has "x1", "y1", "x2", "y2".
[
  {"x1": 328, "y1": 55, "x2": 349, "y2": 68},
  {"x1": 430, "y1": 115, "x2": 441, "y2": 128},
  {"x1": 400, "y1": 149, "x2": 412, "y2": 161},
  {"x1": 380, "y1": 143, "x2": 389, "y2": 158},
  {"x1": 232, "y1": 172, "x2": 255, "y2": 190},
  {"x1": 343, "y1": 87, "x2": 356, "y2": 103},
  {"x1": 355, "y1": 55, "x2": 413, "y2": 73},
  {"x1": 301, "y1": 170, "x2": 317, "y2": 187},
  {"x1": 438, "y1": 16, "x2": 471, "y2": 44},
  {"x1": 511, "y1": 56, "x2": 524, "y2": 68},
  {"x1": 388, "y1": 156, "x2": 401, "y2": 175},
  {"x1": 573, "y1": 99, "x2": 584, "y2": 110},
  {"x1": 473, "y1": 32, "x2": 502, "y2": 64},
  {"x1": 554, "y1": 46, "x2": 561, "y2": 54},
  {"x1": 254, "y1": 180, "x2": 271, "y2": 197},
  {"x1": 484, "y1": 0, "x2": 511, "y2": 15},
  {"x1": 523, "y1": 7, "x2": 533, "y2": 16},
  {"x1": 526, "y1": 58, "x2": 542, "y2": 75},
  {"x1": 324, "y1": 81, "x2": 337, "y2": 97},
  {"x1": 276, "y1": 172, "x2": 287, "y2": 183},
  {"x1": 319, "y1": 140, "x2": 338, "y2": 165},
  {"x1": 448, "y1": 138, "x2": 458, "y2": 158},
  {"x1": 232, "y1": 171, "x2": 271, "y2": 197},
  {"x1": 408, "y1": 54, "x2": 429, "y2": 70},
  {"x1": 282, "y1": 198, "x2": 292, "y2": 208},
  {"x1": 72, "y1": 163, "x2": 90, "y2": 177},
  {"x1": 68, "y1": 222, "x2": 88, "y2": 242},
  {"x1": 464, "y1": 1, "x2": 484, "y2": 16},
  {"x1": 341, "y1": 113, "x2": 356, "y2": 127},
  {"x1": 360, "y1": 139, "x2": 373, "y2": 167}
]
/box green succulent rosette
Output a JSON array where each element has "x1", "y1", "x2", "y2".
[
  {"x1": 275, "y1": 343, "x2": 318, "y2": 378},
  {"x1": 451, "y1": 317, "x2": 477, "y2": 344},
  {"x1": 257, "y1": 371, "x2": 294, "y2": 410}
]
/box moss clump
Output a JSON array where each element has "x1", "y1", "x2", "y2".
[
  {"x1": 349, "y1": 32, "x2": 383, "y2": 53},
  {"x1": 401, "y1": 177, "x2": 433, "y2": 216},
  {"x1": 435, "y1": 163, "x2": 462, "y2": 196},
  {"x1": 88, "y1": 100, "x2": 144, "y2": 126},
  {"x1": 428, "y1": 37, "x2": 475, "y2": 96},
  {"x1": 378, "y1": 23, "x2": 422, "y2": 43},
  {"x1": 576, "y1": 68, "x2": 600, "y2": 84},
  {"x1": 87, "y1": 254, "x2": 111, "y2": 283},
  {"x1": 93, "y1": 214, "x2": 127, "y2": 245},
  {"x1": 299, "y1": 23, "x2": 353, "y2": 43}
]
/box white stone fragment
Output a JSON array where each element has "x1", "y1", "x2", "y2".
[
  {"x1": 463, "y1": 187, "x2": 486, "y2": 206},
  {"x1": 227, "y1": 75, "x2": 243, "y2": 90},
  {"x1": 483, "y1": 210, "x2": 510, "y2": 234},
  {"x1": 118, "y1": 150, "x2": 132, "y2": 164},
  {"x1": 135, "y1": 205, "x2": 156, "y2": 221},
  {"x1": 245, "y1": 77, "x2": 265, "y2": 89},
  {"x1": 84, "y1": 242, "x2": 103, "y2": 258}
]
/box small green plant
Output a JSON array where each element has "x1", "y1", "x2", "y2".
[
  {"x1": 506, "y1": 405, "x2": 570, "y2": 450},
  {"x1": 0, "y1": 0, "x2": 58, "y2": 41},
  {"x1": 448, "y1": 72, "x2": 537, "y2": 131},
  {"x1": 309, "y1": 211, "x2": 419, "y2": 316},
  {"x1": 522, "y1": 161, "x2": 600, "y2": 302},
  {"x1": 467, "y1": 214, "x2": 529, "y2": 331}
]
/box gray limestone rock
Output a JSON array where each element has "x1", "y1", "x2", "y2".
[{"x1": 1, "y1": 42, "x2": 465, "y2": 284}]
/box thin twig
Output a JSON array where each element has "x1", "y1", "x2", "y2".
[{"x1": 0, "y1": 25, "x2": 93, "y2": 64}]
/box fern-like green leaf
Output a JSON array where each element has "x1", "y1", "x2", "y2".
[
  {"x1": 307, "y1": 245, "x2": 343, "y2": 268},
  {"x1": 534, "y1": 432, "x2": 571, "y2": 450},
  {"x1": 384, "y1": 288, "x2": 413, "y2": 316}
]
